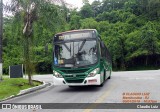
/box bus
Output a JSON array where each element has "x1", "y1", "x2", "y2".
[{"x1": 53, "y1": 29, "x2": 112, "y2": 87}]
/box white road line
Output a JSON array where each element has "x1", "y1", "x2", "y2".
[{"x1": 129, "y1": 77, "x2": 155, "y2": 80}]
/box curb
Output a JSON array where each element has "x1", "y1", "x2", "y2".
[{"x1": 0, "y1": 80, "x2": 51, "y2": 102}]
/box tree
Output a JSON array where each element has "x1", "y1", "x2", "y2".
[
  {"x1": 140, "y1": 22, "x2": 160, "y2": 65},
  {"x1": 82, "y1": 0, "x2": 89, "y2": 5},
  {"x1": 69, "y1": 14, "x2": 81, "y2": 30},
  {"x1": 3, "y1": 0, "x2": 160, "y2": 72},
  {"x1": 3, "y1": 17, "x2": 23, "y2": 74},
  {"x1": 0, "y1": 0, "x2": 3, "y2": 81},
  {"x1": 5, "y1": 0, "x2": 66, "y2": 85},
  {"x1": 80, "y1": 18, "x2": 98, "y2": 29},
  {"x1": 91, "y1": 0, "x2": 102, "y2": 17},
  {"x1": 80, "y1": 2, "x2": 94, "y2": 18}
]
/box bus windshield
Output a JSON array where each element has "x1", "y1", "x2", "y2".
[{"x1": 54, "y1": 40, "x2": 98, "y2": 67}]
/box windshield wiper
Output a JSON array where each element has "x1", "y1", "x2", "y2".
[
  {"x1": 78, "y1": 39, "x2": 86, "y2": 52},
  {"x1": 63, "y1": 43, "x2": 71, "y2": 52},
  {"x1": 73, "y1": 39, "x2": 87, "y2": 67}
]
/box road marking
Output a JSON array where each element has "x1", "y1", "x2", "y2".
[
  {"x1": 83, "y1": 84, "x2": 117, "y2": 112},
  {"x1": 129, "y1": 77, "x2": 155, "y2": 80}
]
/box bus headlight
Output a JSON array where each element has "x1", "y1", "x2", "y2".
[
  {"x1": 53, "y1": 70, "x2": 63, "y2": 78},
  {"x1": 88, "y1": 68, "x2": 100, "y2": 77}
]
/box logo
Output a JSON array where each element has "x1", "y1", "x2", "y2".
[
  {"x1": 65, "y1": 74, "x2": 73, "y2": 76},
  {"x1": 65, "y1": 74, "x2": 76, "y2": 77},
  {"x1": 2, "y1": 104, "x2": 12, "y2": 109}
]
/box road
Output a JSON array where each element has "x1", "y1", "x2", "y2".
[{"x1": 1, "y1": 70, "x2": 160, "y2": 112}]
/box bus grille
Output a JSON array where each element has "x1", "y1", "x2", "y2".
[
  {"x1": 61, "y1": 69, "x2": 89, "y2": 74},
  {"x1": 65, "y1": 79, "x2": 84, "y2": 83},
  {"x1": 64, "y1": 74, "x2": 86, "y2": 78}
]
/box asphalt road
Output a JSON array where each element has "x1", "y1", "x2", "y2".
[{"x1": 1, "y1": 70, "x2": 160, "y2": 112}]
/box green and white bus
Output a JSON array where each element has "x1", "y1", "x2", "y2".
[{"x1": 53, "y1": 29, "x2": 112, "y2": 86}]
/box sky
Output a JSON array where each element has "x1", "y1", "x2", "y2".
[
  {"x1": 3, "y1": 0, "x2": 95, "y2": 16},
  {"x1": 3, "y1": 0, "x2": 95, "y2": 9},
  {"x1": 65, "y1": 0, "x2": 94, "y2": 9}
]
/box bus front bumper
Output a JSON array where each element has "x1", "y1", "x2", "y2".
[{"x1": 53, "y1": 74, "x2": 101, "y2": 86}]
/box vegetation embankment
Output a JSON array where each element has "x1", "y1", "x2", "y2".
[{"x1": 0, "y1": 78, "x2": 41, "y2": 100}]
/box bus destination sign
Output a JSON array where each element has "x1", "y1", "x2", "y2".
[{"x1": 54, "y1": 31, "x2": 95, "y2": 42}]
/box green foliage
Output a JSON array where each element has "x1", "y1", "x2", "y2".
[
  {"x1": 80, "y1": 3, "x2": 94, "y2": 18},
  {"x1": 91, "y1": 0, "x2": 102, "y2": 17},
  {"x1": 3, "y1": 0, "x2": 67, "y2": 76},
  {"x1": 3, "y1": 0, "x2": 160, "y2": 72},
  {"x1": 69, "y1": 14, "x2": 81, "y2": 30},
  {"x1": 0, "y1": 78, "x2": 41, "y2": 100},
  {"x1": 80, "y1": 18, "x2": 98, "y2": 29}
]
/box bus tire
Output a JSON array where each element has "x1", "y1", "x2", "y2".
[
  {"x1": 107, "y1": 70, "x2": 111, "y2": 79},
  {"x1": 99, "y1": 70, "x2": 105, "y2": 87}
]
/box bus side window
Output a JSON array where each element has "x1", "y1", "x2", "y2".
[
  {"x1": 98, "y1": 41, "x2": 101, "y2": 56},
  {"x1": 106, "y1": 48, "x2": 111, "y2": 64},
  {"x1": 100, "y1": 41, "x2": 105, "y2": 58},
  {"x1": 105, "y1": 47, "x2": 108, "y2": 61}
]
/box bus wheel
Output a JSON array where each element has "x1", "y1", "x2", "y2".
[
  {"x1": 107, "y1": 70, "x2": 111, "y2": 79},
  {"x1": 99, "y1": 70, "x2": 105, "y2": 87}
]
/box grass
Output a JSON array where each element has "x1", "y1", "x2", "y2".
[{"x1": 0, "y1": 78, "x2": 42, "y2": 100}]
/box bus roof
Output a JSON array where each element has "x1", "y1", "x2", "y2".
[{"x1": 55, "y1": 29, "x2": 97, "y2": 35}]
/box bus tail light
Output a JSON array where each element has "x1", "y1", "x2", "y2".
[{"x1": 88, "y1": 68, "x2": 100, "y2": 77}]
